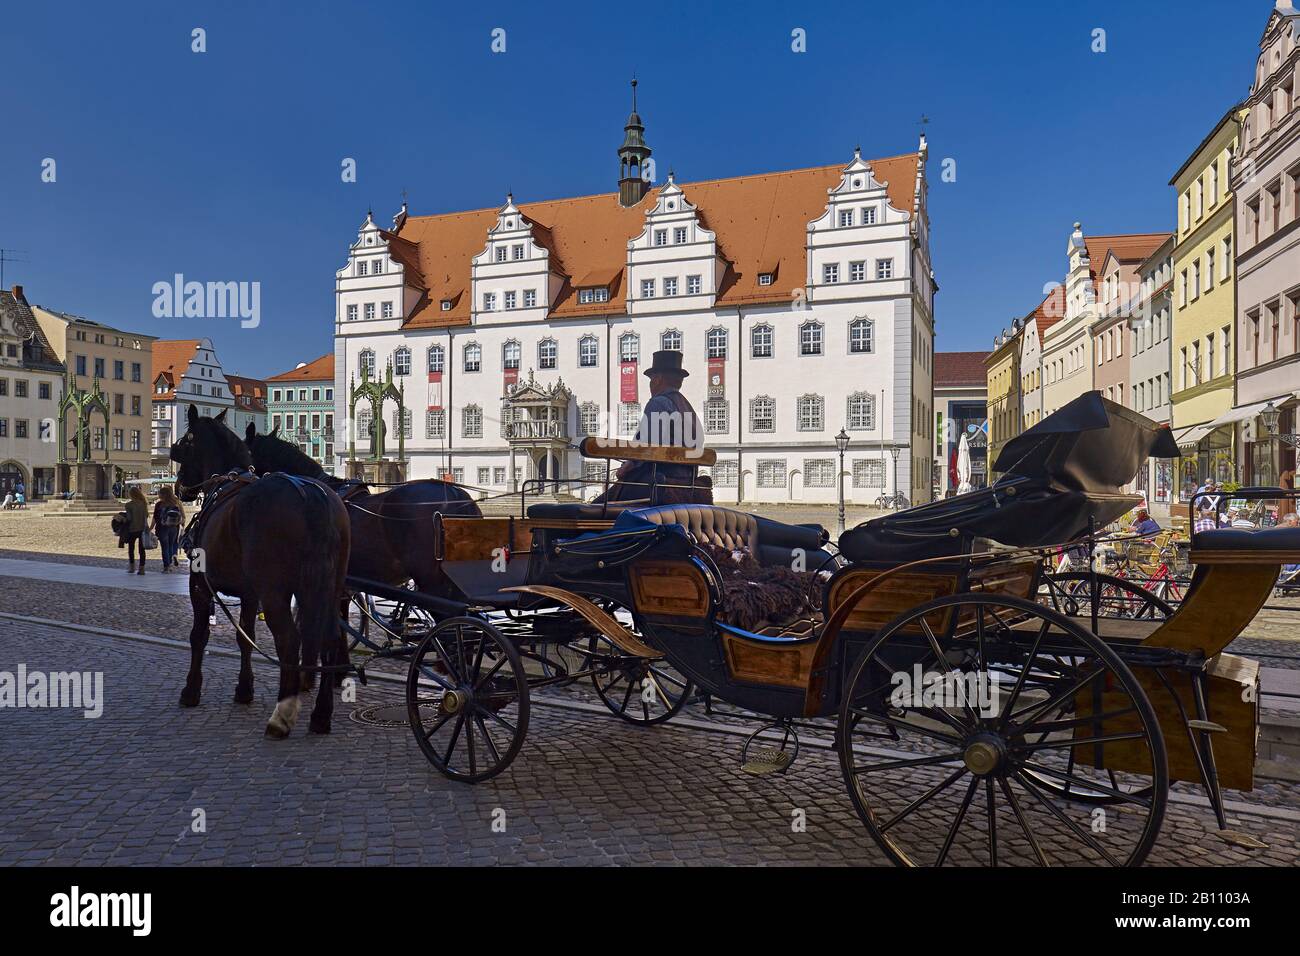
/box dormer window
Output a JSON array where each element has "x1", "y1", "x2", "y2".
[
  {"x1": 440, "y1": 299, "x2": 453, "y2": 311},
  {"x1": 578, "y1": 287, "x2": 609, "y2": 304},
  {"x1": 758, "y1": 273, "x2": 774, "y2": 286}
]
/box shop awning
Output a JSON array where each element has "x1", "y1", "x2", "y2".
[
  {"x1": 1206, "y1": 398, "x2": 1282, "y2": 429},
  {"x1": 1173, "y1": 422, "x2": 1213, "y2": 451}
]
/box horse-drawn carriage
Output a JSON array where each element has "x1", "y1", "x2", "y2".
[
  {"x1": 339, "y1": 392, "x2": 1295, "y2": 867},
  {"x1": 174, "y1": 392, "x2": 1291, "y2": 866}
]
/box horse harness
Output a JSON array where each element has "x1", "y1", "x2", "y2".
[{"x1": 182, "y1": 469, "x2": 354, "y2": 677}]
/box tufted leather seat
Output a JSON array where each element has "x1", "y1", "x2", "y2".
[{"x1": 635, "y1": 504, "x2": 760, "y2": 552}]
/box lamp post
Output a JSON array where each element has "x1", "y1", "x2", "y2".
[
  {"x1": 1261, "y1": 401, "x2": 1300, "y2": 448},
  {"x1": 835, "y1": 427, "x2": 850, "y2": 535},
  {"x1": 889, "y1": 445, "x2": 902, "y2": 511}
]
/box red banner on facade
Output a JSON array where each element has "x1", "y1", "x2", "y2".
[
  {"x1": 427, "y1": 371, "x2": 443, "y2": 411},
  {"x1": 707, "y1": 357, "x2": 725, "y2": 397},
  {"x1": 504, "y1": 367, "x2": 519, "y2": 390},
  {"x1": 620, "y1": 360, "x2": 639, "y2": 402}
]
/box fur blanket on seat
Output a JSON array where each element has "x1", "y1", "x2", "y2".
[{"x1": 697, "y1": 542, "x2": 819, "y2": 632}]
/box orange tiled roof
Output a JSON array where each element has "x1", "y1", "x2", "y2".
[
  {"x1": 394, "y1": 154, "x2": 922, "y2": 328},
  {"x1": 225, "y1": 374, "x2": 267, "y2": 412},
  {"x1": 1029, "y1": 285, "x2": 1067, "y2": 337},
  {"x1": 935, "y1": 351, "x2": 990, "y2": 388},
  {"x1": 266, "y1": 354, "x2": 334, "y2": 382},
  {"x1": 1084, "y1": 233, "x2": 1173, "y2": 278},
  {"x1": 150, "y1": 339, "x2": 201, "y2": 401}
]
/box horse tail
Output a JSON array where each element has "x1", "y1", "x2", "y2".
[{"x1": 292, "y1": 481, "x2": 350, "y2": 674}]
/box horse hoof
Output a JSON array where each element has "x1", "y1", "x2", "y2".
[
  {"x1": 179, "y1": 688, "x2": 201, "y2": 708},
  {"x1": 264, "y1": 722, "x2": 290, "y2": 739},
  {"x1": 309, "y1": 715, "x2": 331, "y2": 735},
  {"x1": 234, "y1": 686, "x2": 254, "y2": 705}
]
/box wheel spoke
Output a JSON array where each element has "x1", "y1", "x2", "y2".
[
  {"x1": 1016, "y1": 731, "x2": 1147, "y2": 753},
  {"x1": 999, "y1": 776, "x2": 1049, "y2": 866},
  {"x1": 1019, "y1": 760, "x2": 1152, "y2": 807},
  {"x1": 986, "y1": 779, "x2": 998, "y2": 867},
  {"x1": 919, "y1": 618, "x2": 981, "y2": 726},
  {"x1": 441, "y1": 711, "x2": 466, "y2": 767},
  {"x1": 848, "y1": 709, "x2": 965, "y2": 747},
  {"x1": 995, "y1": 618, "x2": 1050, "y2": 730},
  {"x1": 878, "y1": 766, "x2": 966, "y2": 833},
  {"x1": 935, "y1": 776, "x2": 979, "y2": 866},
  {"x1": 474, "y1": 715, "x2": 502, "y2": 763},
  {"x1": 854, "y1": 751, "x2": 965, "y2": 775},
  {"x1": 1013, "y1": 771, "x2": 1121, "y2": 866}
]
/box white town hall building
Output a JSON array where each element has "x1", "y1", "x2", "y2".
[{"x1": 332, "y1": 88, "x2": 936, "y2": 505}]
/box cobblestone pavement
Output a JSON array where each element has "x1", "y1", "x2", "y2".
[{"x1": 1, "y1": 616, "x2": 1298, "y2": 866}]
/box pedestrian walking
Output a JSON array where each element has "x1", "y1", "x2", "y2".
[
  {"x1": 151, "y1": 485, "x2": 185, "y2": 572},
  {"x1": 123, "y1": 485, "x2": 150, "y2": 574}
]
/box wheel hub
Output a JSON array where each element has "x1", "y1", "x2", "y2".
[
  {"x1": 963, "y1": 733, "x2": 1007, "y2": 776},
  {"x1": 440, "y1": 688, "x2": 469, "y2": 715}
]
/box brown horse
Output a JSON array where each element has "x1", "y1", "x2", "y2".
[
  {"x1": 243, "y1": 424, "x2": 480, "y2": 598},
  {"x1": 171, "y1": 407, "x2": 351, "y2": 737}
]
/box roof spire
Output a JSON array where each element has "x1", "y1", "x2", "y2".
[{"x1": 618, "y1": 78, "x2": 652, "y2": 207}]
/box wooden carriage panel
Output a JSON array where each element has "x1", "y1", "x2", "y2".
[
  {"x1": 1071, "y1": 654, "x2": 1259, "y2": 791},
  {"x1": 1141, "y1": 564, "x2": 1277, "y2": 657},
  {"x1": 967, "y1": 559, "x2": 1038, "y2": 601},
  {"x1": 722, "y1": 634, "x2": 817, "y2": 689},
  {"x1": 826, "y1": 569, "x2": 957, "y2": 633},
  {"x1": 629, "y1": 559, "x2": 711, "y2": 618},
  {"x1": 438, "y1": 517, "x2": 613, "y2": 562}
]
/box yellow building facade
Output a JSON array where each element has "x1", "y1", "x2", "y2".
[
  {"x1": 1169, "y1": 106, "x2": 1243, "y2": 498},
  {"x1": 985, "y1": 325, "x2": 1021, "y2": 473}
]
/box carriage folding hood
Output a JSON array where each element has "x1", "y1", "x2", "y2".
[{"x1": 838, "y1": 393, "x2": 1181, "y2": 561}]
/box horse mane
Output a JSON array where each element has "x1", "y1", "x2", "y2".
[
  {"x1": 246, "y1": 427, "x2": 326, "y2": 479},
  {"x1": 195, "y1": 416, "x2": 253, "y2": 470}
]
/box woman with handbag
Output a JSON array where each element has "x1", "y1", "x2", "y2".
[
  {"x1": 151, "y1": 485, "x2": 185, "y2": 572},
  {"x1": 124, "y1": 485, "x2": 150, "y2": 574}
]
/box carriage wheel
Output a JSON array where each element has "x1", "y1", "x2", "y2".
[
  {"x1": 837, "y1": 594, "x2": 1167, "y2": 867},
  {"x1": 586, "y1": 600, "x2": 693, "y2": 726},
  {"x1": 1041, "y1": 572, "x2": 1174, "y2": 621},
  {"x1": 406, "y1": 616, "x2": 529, "y2": 783}
]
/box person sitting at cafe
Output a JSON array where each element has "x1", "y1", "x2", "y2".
[{"x1": 1130, "y1": 508, "x2": 1160, "y2": 536}]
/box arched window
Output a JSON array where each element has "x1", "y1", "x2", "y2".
[
  {"x1": 751, "y1": 323, "x2": 773, "y2": 358},
  {"x1": 463, "y1": 342, "x2": 482, "y2": 373},
  {"x1": 749, "y1": 396, "x2": 775, "y2": 433},
  {"x1": 579, "y1": 335, "x2": 599, "y2": 368},
  {"x1": 462, "y1": 404, "x2": 483, "y2": 438},
  {"x1": 356, "y1": 407, "x2": 372, "y2": 444},
  {"x1": 502, "y1": 339, "x2": 521, "y2": 370},
  {"x1": 849, "y1": 318, "x2": 874, "y2": 353},
  {"x1": 799, "y1": 320, "x2": 823, "y2": 356},
  {"x1": 427, "y1": 344, "x2": 444, "y2": 373},
  {"x1": 847, "y1": 392, "x2": 875, "y2": 430},
  {"x1": 660, "y1": 329, "x2": 682, "y2": 352},
  {"x1": 706, "y1": 327, "x2": 728, "y2": 360},
  {"x1": 619, "y1": 402, "x2": 641, "y2": 436},
  {"x1": 538, "y1": 338, "x2": 557, "y2": 370},
  {"x1": 619, "y1": 332, "x2": 640, "y2": 363},
  {"x1": 393, "y1": 346, "x2": 411, "y2": 376},
  {"x1": 796, "y1": 394, "x2": 824, "y2": 432},
  {"x1": 358, "y1": 349, "x2": 376, "y2": 378},
  {"x1": 391, "y1": 407, "x2": 412, "y2": 439}
]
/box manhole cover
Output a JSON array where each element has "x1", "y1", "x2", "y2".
[{"x1": 349, "y1": 701, "x2": 436, "y2": 728}]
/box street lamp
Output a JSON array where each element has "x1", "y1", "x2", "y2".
[
  {"x1": 1260, "y1": 401, "x2": 1300, "y2": 448},
  {"x1": 835, "y1": 427, "x2": 850, "y2": 535},
  {"x1": 889, "y1": 445, "x2": 902, "y2": 511}
]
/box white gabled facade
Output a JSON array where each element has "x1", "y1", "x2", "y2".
[{"x1": 332, "y1": 107, "x2": 934, "y2": 505}]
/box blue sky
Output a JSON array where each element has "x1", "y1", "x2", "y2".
[{"x1": 0, "y1": 0, "x2": 1273, "y2": 378}]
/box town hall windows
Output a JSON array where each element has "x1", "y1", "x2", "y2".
[
  {"x1": 394, "y1": 347, "x2": 411, "y2": 376},
  {"x1": 483, "y1": 292, "x2": 496, "y2": 311},
  {"x1": 504, "y1": 291, "x2": 516, "y2": 310},
  {"x1": 359, "y1": 349, "x2": 376, "y2": 378},
  {"x1": 849, "y1": 318, "x2": 874, "y2": 353},
  {"x1": 823, "y1": 263, "x2": 840, "y2": 284},
  {"x1": 663, "y1": 277, "x2": 678, "y2": 297},
  {"x1": 364, "y1": 303, "x2": 375, "y2": 320},
  {"x1": 838, "y1": 210, "x2": 853, "y2": 227},
  {"x1": 758, "y1": 273, "x2": 774, "y2": 286},
  {"x1": 850, "y1": 261, "x2": 866, "y2": 282},
  {"x1": 462, "y1": 405, "x2": 483, "y2": 438},
  {"x1": 640, "y1": 279, "x2": 656, "y2": 299},
  {"x1": 496, "y1": 247, "x2": 508, "y2": 263},
  {"x1": 523, "y1": 289, "x2": 537, "y2": 308},
  {"x1": 463, "y1": 342, "x2": 482, "y2": 373},
  {"x1": 751, "y1": 323, "x2": 773, "y2": 358},
  {"x1": 578, "y1": 286, "x2": 610, "y2": 304},
  {"x1": 347, "y1": 305, "x2": 358, "y2": 321},
  {"x1": 538, "y1": 338, "x2": 558, "y2": 370},
  {"x1": 579, "y1": 335, "x2": 599, "y2": 367},
  {"x1": 687, "y1": 275, "x2": 702, "y2": 295},
  {"x1": 799, "y1": 321, "x2": 823, "y2": 356},
  {"x1": 654, "y1": 229, "x2": 668, "y2": 246},
  {"x1": 356, "y1": 260, "x2": 368, "y2": 276},
  {"x1": 503, "y1": 339, "x2": 521, "y2": 370},
  {"x1": 619, "y1": 333, "x2": 640, "y2": 363},
  {"x1": 427, "y1": 345, "x2": 444, "y2": 373},
  {"x1": 750, "y1": 396, "x2": 775, "y2": 433},
  {"x1": 660, "y1": 329, "x2": 682, "y2": 352},
  {"x1": 706, "y1": 327, "x2": 728, "y2": 360},
  {"x1": 673, "y1": 227, "x2": 688, "y2": 244}
]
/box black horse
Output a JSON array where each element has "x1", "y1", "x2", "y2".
[
  {"x1": 171, "y1": 406, "x2": 351, "y2": 737},
  {"x1": 243, "y1": 424, "x2": 480, "y2": 598}
]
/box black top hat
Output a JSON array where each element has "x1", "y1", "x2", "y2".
[{"x1": 644, "y1": 350, "x2": 689, "y2": 377}]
